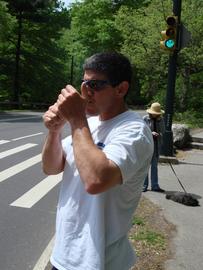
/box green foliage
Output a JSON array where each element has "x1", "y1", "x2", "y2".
[
  {"x1": 0, "y1": 0, "x2": 70, "y2": 105},
  {"x1": 0, "y1": 0, "x2": 202, "y2": 124},
  {"x1": 114, "y1": 0, "x2": 203, "y2": 116},
  {"x1": 61, "y1": 0, "x2": 123, "y2": 88},
  {"x1": 115, "y1": 1, "x2": 170, "y2": 103},
  {"x1": 174, "y1": 110, "x2": 203, "y2": 128},
  {"x1": 0, "y1": 1, "x2": 16, "y2": 41},
  {"x1": 0, "y1": 1, "x2": 16, "y2": 99},
  {"x1": 17, "y1": 8, "x2": 70, "y2": 102}
]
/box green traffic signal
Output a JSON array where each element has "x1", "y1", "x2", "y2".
[
  {"x1": 165, "y1": 39, "x2": 175, "y2": 49},
  {"x1": 160, "y1": 15, "x2": 178, "y2": 52}
]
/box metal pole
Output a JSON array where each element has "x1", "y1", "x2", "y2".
[{"x1": 161, "y1": 0, "x2": 182, "y2": 156}]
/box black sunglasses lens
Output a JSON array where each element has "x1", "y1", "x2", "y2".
[
  {"x1": 83, "y1": 80, "x2": 108, "y2": 90},
  {"x1": 88, "y1": 81, "x2": 99, "y2": 89}
]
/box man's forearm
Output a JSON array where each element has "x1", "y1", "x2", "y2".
[
  {"x1": 71, "y1": 118, "x2": 122, "y2": 194},
  {"x1": 42, "y1": 131, "x2": 65, "y2": 175}
]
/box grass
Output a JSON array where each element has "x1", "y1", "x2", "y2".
[
  {"x1": 131, "y1": 216, "x2": 145, "y2": 226},
  {"x1": 131, "y1": 230, "x2": 165, "y2": 248}
]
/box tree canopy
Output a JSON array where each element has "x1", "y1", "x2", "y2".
[{"x1": 0, "y1": 0, "x2": 202, "y2": 125}]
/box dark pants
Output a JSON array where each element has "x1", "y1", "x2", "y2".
[{"x1": 52, "y1": 267, "x2": 58, "y2": 270}]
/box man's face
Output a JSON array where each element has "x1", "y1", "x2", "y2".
[
  {"x1": 81, "y1": 70, "x2": 118, "y2": 117},
  {"x1": 150, "y1": 113, "x2": 161, "y2": 118}
]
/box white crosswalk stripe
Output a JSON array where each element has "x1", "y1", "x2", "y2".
[
  {"x1": 0, "y1": 140, "x2": 63, "y2": 209},
  {"x1": 0, "y1": 143, "x2": 37, "y2": 159},
  {"x1": 0, "y1": 140, "x2": 10, "y2": 145},
  {"x1": 10, "y1": 173, "x2": 62, "y2": 208},
  {"x1": 0, "y1": 154, "x2": 41, "y2": 183},
  {"x1": 11, "y1": 132, "x2": 43, "y2": 141}
]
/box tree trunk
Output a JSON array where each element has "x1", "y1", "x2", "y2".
[{"x1": 13, "y1": 10, "x2": 22, "y2": 108}]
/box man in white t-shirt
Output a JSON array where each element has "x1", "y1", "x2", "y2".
[{"x1": 42, "y1": 52, "x2": 153, "y2": 270}]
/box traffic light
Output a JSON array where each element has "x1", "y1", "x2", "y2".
[{"x1": 160, "y1": 16, "x2": 178, "y2": 52}]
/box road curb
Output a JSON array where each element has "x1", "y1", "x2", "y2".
[{"x1": 159, "y1": 155, "x2": 179, "y2": 164}]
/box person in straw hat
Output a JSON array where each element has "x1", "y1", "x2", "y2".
[{"x1": 143, "y1": 102, "x2": 165, "y2": 192}]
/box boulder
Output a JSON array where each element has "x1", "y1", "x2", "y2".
[{"x1": 172, "y1": 124, "x2": 191, "y2": 149}]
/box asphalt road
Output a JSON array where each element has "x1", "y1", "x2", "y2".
[
  {"x1": 0, "y1": 111, "x2": 68, "y2": 270},
  {"x1": 0, "y1": 109, "x2": 146, "y2": 270}
]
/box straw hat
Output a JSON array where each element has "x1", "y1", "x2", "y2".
[{"x1": 146, "y1": 102, "x2": 165, "y2": 115}]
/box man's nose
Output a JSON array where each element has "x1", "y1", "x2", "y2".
[
  {"x1": 86, "y1": 87, "x2": 94, "y2": 96},
  {"x1": 81, "y1": 83, "x2": 94, "y2": 96}
]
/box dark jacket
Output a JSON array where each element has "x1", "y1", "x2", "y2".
[{"x1": 143, "y1": 114, "x2": 165, "y2": 155}]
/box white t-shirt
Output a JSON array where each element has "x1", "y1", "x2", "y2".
[{"x1": 50, "y1": 110, "x2": 153, "y2": 270}]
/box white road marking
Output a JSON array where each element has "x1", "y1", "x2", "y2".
[
  {"x1": 0, "y1": 154, "x2": 41, "y2": 183},
  {"x1": 0, "y1": 116, "x2": 41, "y2": 122},
  {"x1": 32, "y1": 235, "x2": 55, "y2": 270},
  {"x1": 10, "y1": 173, "x2": 62, "y2": 208},
  {"x1": 0, "y1": 140, "x2": 10, "y2": 145},
  {"x1": 0, "y1": 143, "x2": 37, "y2": 159},
  {"x1": 11, "y1": 132, "x2": 44, "y2": 141}
]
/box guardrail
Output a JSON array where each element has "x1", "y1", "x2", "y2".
[{"x1": 0, "y1": 101, "x2": 50, "y2": 110}]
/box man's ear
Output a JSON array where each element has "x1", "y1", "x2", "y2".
[{"x1": 116, "y1": 81, "x2": 129, "y2": 98}]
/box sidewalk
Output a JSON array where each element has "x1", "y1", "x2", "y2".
[{"x1": 144, "y1": 145, "x2": 203, "y2": 270}]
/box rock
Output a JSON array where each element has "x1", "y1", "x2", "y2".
[{"x1": 172, "y1": 124, "x2": 191, "y2": 149}]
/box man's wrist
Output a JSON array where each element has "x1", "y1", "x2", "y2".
[
  {"x1": 48, "y1": 130, "x2": 62, "y2": 138},
  {"x1": 69, "y1": 115, "x2": 88, "y2": 131}
]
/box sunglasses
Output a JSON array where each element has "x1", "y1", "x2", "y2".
[{"x1": 81, "y1": 79, "x2": 117, "y2": 91}]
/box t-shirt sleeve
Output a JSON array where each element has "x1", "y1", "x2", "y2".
[{"x1": 103, "y1": 123, "x2": 153, "y2": 183}]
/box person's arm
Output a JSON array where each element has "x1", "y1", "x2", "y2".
[
  {"x1": 57, "y1": 85, "x2": 122, "y2": 194},
  {"x1": 42, "y1": 131, "x2": 65, "y2": 175},
  {"x1": 71, "y1": 119, "x2": 122, "y2": 194},
  {"x1": 42, "y1": 103, "x2": 66, "y2": 175}
]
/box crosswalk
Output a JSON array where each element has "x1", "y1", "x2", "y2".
[
  {"x1": 10, "y1": 173, "x2": 62, "y2": 208},
  {"x1": 0, "y1": 134, "x2": 63, "y2": 209},
  {"x1": 0, "y1": 143, "x2": 37, "y2": 159}
]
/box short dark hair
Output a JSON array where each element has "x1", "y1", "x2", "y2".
[{"x1": 83, "y1": 52, "x2": 132, "y2": 87}]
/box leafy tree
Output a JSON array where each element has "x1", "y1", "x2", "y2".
[
  {"x1": 115, "y1": 0, "x2": 203, "y2": 112},
  {"x1": 0, "y1": 1, "x2": 16, "y2": 101},
  {"x1": 175, "y1": 0, "x2": 203, "y2": 112},
  {"x1": 5, "y1": 0, "x2": 51, "y2": 104},
  {"x1": 0, "y1": 0, "x2": 70, "y2": 106},
  {"x1": 62, "y1": 0, "x2": 122, "y2": 88},
  {"x1": 1, "y1": 0, "x2": 202, "y2": 120},
  {"x1": 60, "y1": 0, "x2": 148, "y2": 91},
  {"x1": 0, "y1": 0, "x2": 15, "y2": 41}
]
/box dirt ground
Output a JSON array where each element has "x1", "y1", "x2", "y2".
[{"x1": 129, "y1": 196, "x2": 176, "y2": 270}]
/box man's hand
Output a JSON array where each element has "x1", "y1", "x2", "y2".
[
  {"x1": 152, "y1": 131, "x2": 159, "y2": 137},
  {"x1": 57, "y1": 85, "x2": 87, "y2": 124},
  {"x1": 43, "y1": 103, "x2": 66, "y2": 133}
]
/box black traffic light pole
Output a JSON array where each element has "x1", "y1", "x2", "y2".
[{"x1": 161, "y1": 0, "x2": 182, "y2": 156}]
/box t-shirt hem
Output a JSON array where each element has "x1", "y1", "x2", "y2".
[
  {"x1": 50, "y1": 256, "x2": 71, "y2": 270},
  {"x1": 51, "y1": 254, "x2": 136, "y2": 270},
  {"x1": 50, "y1": 256, "x2": 97, "y2": 270}
]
